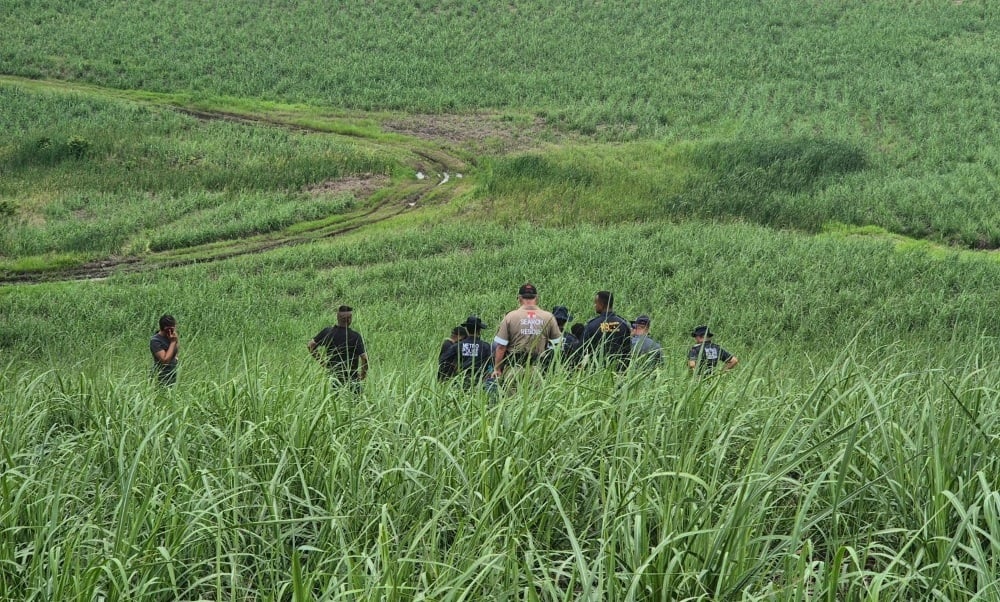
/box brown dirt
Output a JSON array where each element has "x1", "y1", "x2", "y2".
[
  {"x1": 381, "y1": 113, "x2": 548, "y2": 153},
  {"x1": 302, "y1": 174, "x2": 389, "y2": 198}
]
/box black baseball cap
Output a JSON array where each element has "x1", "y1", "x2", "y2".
[
  {"x1": 691, "y1": 325, "x2": 714, "y2": 337},
  {"x1": 461, "y1": 315, "x2": 488, "y2": 332},
  {"x1": 518, "y1": 283, "x2": 538, "y2": 298},
  {"x1": 552, "y1": 306, "x2": 572, "y2": 322},
  {"x1": 633, "y1": 315, "x2": 651, "y2": 327},
  {"x1": 338, "y1": 305, "x2": 353, "y2": 313}
]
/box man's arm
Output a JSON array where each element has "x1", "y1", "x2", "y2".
[
  {"x1": 723, "y1": 354, "x2": 738, "y2": 370},
  {"x1": 153, "y1": 342, "x2": 177, "y2": 364},
  {"x1": 581, "y1": 319, "x2": 598, "y2": 348},
  {"x1": 153, "y1": 330, "x2": 179, "y2": 364},
  {"x1": 358, "y1": 353, "x2": 369, "y2": 380},
  {"x1": 492, "y1": 343, "x2": 508, "y2": 378},
  {"x1": 546, "y1": 317, "x2": 563, "y2": 350},
  {"x1": 307, "y1": 339, "x2": 323, "y2": 362},
  {"x1": 492, "y1": 317, "x2": 510, "y2": 378}
]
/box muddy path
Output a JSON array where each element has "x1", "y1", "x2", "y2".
[{"x1": 0, "y1": 94, "x2": 471, "y2": 286}]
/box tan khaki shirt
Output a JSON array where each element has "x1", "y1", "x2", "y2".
[{"x1": 494, "y1": 305, "x2": 562, "y2": 357}]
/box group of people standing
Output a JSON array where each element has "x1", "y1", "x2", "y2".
[
  {"x1": 435, "y1": 283, "x2": 738, "y2": 389},
  {"x1": 150, "y1": 284, "x2": 737, "y2": 389}
]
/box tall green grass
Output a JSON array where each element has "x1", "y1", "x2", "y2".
[{"x1": 2, "y1": 343, "x2": 1000, "y2": 599}]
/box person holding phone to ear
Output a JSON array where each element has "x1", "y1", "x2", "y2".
[{"x1": 150, "y1": 314, "x2": 179, "y2": 386}]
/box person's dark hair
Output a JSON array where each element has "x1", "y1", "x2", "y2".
[
  {"x1": 596, "y1": 290, "x2": 614, "y2": 310},
  {"x1": 338, "y1": 305, "x2": 353, "y2": 313},
  {"x1": 571, "y1": 323, "x2": 585, "y2": 338},
  {"x1": 451, "y1": 326, "x2": 468, "y2": 337},
  {"x1": 159, "y1": 314, "x2": 176, "y2": 330}
]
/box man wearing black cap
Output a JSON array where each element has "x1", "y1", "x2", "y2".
[
  {"x1": 688, "y1": 326, "x2": 737, "y2": 375},
  {"x1": 441, "y1": 316, "x2": 493, "y2": 388},
  {"x1": 308, "y1": 305, "x2": 368, "y2": 392},
  {"x1": 581, "y1": 291, "x2": 632, "y2": 372},
  {"x1": 630, "y1": 315, "x2": 662, "y2": 369},
  {"x1": 492, "y1": 283, "x2": 562, "y2": 380}
]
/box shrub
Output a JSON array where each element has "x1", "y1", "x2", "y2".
[{"x1": 66, "y1": 135, "x2": 91, "y2": 159}]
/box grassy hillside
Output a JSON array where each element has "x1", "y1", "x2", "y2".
[
  {"x1": 5, "y1": 1, "x2": 1000, "y2": 249},
  {"x1": 3, "y1": 1, "x2": 1000, "y2": 599},
  {"x1": 0, "y1": 83, "x2": 405, "y2": 268}
]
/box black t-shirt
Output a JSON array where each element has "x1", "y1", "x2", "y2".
[
  {"x1": 439, "y1": 336, "x2": 493, "y2": 385},
  {"x1": 688, "y1": 341, "x2": 732, "y2": 374},
  {"x1": 438, "y1": 339, "x2": 458, "y2": 380},
  {"x1": 313, "y1": 326, "x2": 366, "y2": 379},
  {"x1": 150, "y1": 332, "x2": 178, "y2": 384},
  {"x1": 581, "y1": 312, "x2": 632, "y2": 370}
]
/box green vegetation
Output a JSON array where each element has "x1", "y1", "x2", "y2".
[
  {"x1": 2, "y1": 0, "x2": 1000, "y2": 599},
  {"x1": 3, "y1": 0, "x2": 999, "y2": 246},
  {"x1": 5, "y1": 221, "x2": 1000, "y2": 599},
  {"x1": 4, "y1": 350, "x2": 1000, "y2": 600},
  {"x1": 0, "y1": 82, "x2": 397, "y2": 267}
]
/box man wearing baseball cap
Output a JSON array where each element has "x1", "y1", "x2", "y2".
[
  {"x1": 630, "y1": 315, "x2": 662, "y2": 369},
  {"x1": 688, "y1": 325, "x2": 737, "y2": 375},
  {"x1": 492, "y1": 283, "x2": 562, "y2": 380}
]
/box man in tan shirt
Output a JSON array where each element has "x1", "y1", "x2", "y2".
[{"x1": 491, "y1": 283, "x2": 562, "y2": 380}]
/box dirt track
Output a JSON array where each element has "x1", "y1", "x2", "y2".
[{"x1": 1, "y1": 101, "x2": 469, "y2": 286}]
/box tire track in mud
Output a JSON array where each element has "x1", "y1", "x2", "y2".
[{"x1": 1, "y1": 106, "x2": 467, "y2": 285}]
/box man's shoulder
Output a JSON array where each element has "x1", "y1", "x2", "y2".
[{"x1": 501, "y1": 309, "x2": 523, "y2": 321}]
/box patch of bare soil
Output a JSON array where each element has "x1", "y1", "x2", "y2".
[
  {"x1": 381, "y1": 113, "x2": 548, "y2": 153},
  {"x1": 302, "y1": 174, "x2": 389, "y2": 198}
]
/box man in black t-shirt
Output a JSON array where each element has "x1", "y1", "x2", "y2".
[
  {"x1": 581, "y1": 291, "x2": 632, "y2": 372},
  {"x1": 309, "y1": 305, "x2": 368, "y2": 391},
  {"x1": 150, "y1": 314, "x2": 179, "y2": 386},
  {"x1": 687, "y1": 325, "x2": 738, "y2": 375},
  {"x1": 440, "y1": 316, "x2": 492, "y2": 388}
]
